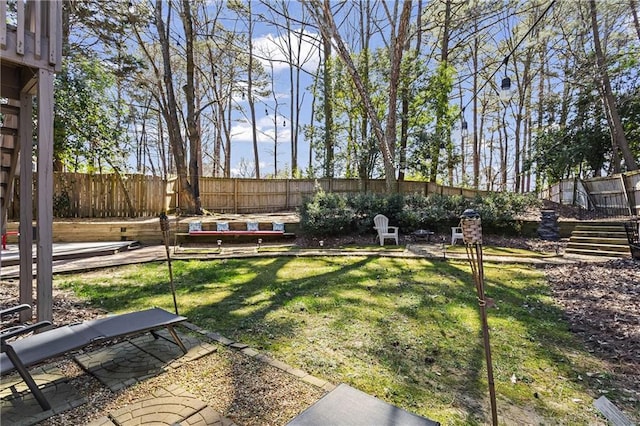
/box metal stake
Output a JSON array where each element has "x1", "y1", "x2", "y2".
[{"x1": 159, "y1": 213, "x2": 179, "y2": 315}]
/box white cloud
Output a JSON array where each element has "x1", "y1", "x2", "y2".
[
  {"x1": 253, "y1": 28, "x2": 321, "y2": 74},
  {"x1": 231, "y1": 115, "x2": 292, "y2": 144}
]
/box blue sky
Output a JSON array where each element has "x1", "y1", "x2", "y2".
[{"x1": 216, "y1": 3, "x2": 322, "y2": 177}]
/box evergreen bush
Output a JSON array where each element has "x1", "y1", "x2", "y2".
[
  {"x1": 299, "y1": 189, "x2": 353, "y2": 236},
  {"x1": 299, "y1": 189, "x2": 540, "y2": 238}
]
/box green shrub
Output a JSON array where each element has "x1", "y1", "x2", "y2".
[
  {"x1": 53, "y1": 191, "x2": 72, "y2": 217},
  {"x1": 347, "y1": 193, "x2": 387, "y2": 234},
  {"x1": 299, "y1": 189, "x2": 540, "y2": 238},
  {"x1": 470, "y1": 192, "x2": 540, "y2": 234},
  {"x1": 299, "y1": 189, "x2": 353, "y2": 236}
]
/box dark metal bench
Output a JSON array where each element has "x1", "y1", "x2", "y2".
[
  {"x1": 1, "y1": 307, "x2": 187, "y2": 411},
  {"x1": 624, "y1": 220, "x2": 640, "y2": 259}
]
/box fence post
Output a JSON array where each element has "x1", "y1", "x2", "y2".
[
  {"x1": 286, "y1": 179, "x2": 290, "y2": 210},
  {"x1": 619, "y1": 173, "x2": 632, "y2": 216},
  {"x1": 234, "y1": 178, "x2": 238, "y2": 214}
]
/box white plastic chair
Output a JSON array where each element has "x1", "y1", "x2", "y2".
[
  {"x1": 451, "y1": 226, "x2": 464, "y2": 245},
  {"x1": 373, "y1": 214, "x2": 399, "y2": 246}
]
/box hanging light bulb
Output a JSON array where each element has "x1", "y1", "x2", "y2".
[
  {"x1": 500, "y1": 56, "x2": 512, "y2": 101},
  {"x1": 283, "y1": 120, "x2": 286, "y2": 127},
  {"x1": 265, "y1": 108, "x2": 268, "y2": 115},
  {"x1": 501, "y1": 77, "x2": 511, "y2": 91},
  {"x1": 461, "y1": 108, "x2": 468, "y2": 137}
]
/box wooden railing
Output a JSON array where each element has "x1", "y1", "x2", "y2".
[
  {"x1": 0, "y1": 0, "x2": 62, "y2": 73},
  {"x1": 539, "y1": 171, "x2": 640, "y2": 218}
]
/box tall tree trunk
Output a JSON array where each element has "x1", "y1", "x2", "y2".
[
  {"x1": 535, "y1": 44, "x2": 545, "y2": 189},
  {"x1": 590, "y1": 0, "x2": 637, "y2": 171},
  {"x1": 630, "y1": 0, "x2": 640, "y2": 41},
  {"x1": 304, "y1": 0, "x2": 409, "y2": 192},
  {"x1": 284, "y1": 10, "x2": 298, "y2": 177},
  {"x1": 430, "y1": 0, "x2": 451, "y2": 184},
  {"x1": 472, "y1": 11, "x2": 480, "y2": 189},
  {"x1": 182, "y1": 0, "x2": 202, "y2": 213},
  {"x1": 154, "y1": 0, "x2": 196, "y2": 213},
  {"x1": 398, "y1": 1, "x2": 422, "y2": 182},
  {"x1": 500, "y1": 107, "x2": 508, "y2": 190},
  {"x1": 383, "y1": 0, "x2": 413, "y2": 187},
  {"x1": 247, "y1": 2, "x2": 260, "y2": 178},
  {"x1": 322, "y1": 2, "x2": 334, "y2": 178},
  {"x1": 357, "y1": 0, "x2": 371, "y2": 185},
  {"x1": 224, "y1": 94, "x2": 232, "y2": 177}
]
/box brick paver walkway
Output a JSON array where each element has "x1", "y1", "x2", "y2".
[
  {"x1": 87, "y1": 384, "x2": 236, "y2": 426},
  {"x1": 0, "y1": 365, "x2": 86, "y2": 426},
  {"x1": 75, "y1": 330, "x2": 216, "y2": 392}
]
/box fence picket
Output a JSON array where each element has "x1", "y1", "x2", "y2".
[{"x1": 16, "y1": 172, "x2": 640, "y2": 219}]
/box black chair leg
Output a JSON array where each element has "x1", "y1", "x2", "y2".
[{"x1": 3, "y1": 345, "x2": 51, "y2": 411}]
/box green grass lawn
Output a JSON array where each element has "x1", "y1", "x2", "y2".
[
  {"x1": 56, "y1": 256, "x2": 613, "y2": 424},
  {"x1": 444, "y1": 245, "x2": 559, "y2": 257}
]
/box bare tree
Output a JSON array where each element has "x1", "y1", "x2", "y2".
[
  {"x1": 303, "y1": 0, "x2": 413, "y2": 191},
  {"x1": 589, "y1": 0, "x2": 637, "y2": 171},
  {"x1": 131, "y1": 0, "x2": 199, "y2": 213},
  {"x1": 182, "y1": 0, "x2": 202, "y2": 212}
]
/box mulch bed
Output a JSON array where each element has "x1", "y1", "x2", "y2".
[{"x1": 544, "y1": 259, "x2": 640, "y2": 414}]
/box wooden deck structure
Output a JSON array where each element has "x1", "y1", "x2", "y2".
[{"x1": 1, "y1": 1, "x2": 62, "y2": 323}]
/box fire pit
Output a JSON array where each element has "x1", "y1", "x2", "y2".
[{"x1": 412, "y1": 229, "x2": 435, "y2": 242}]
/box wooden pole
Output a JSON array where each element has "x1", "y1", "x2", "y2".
[{"x1": 461, "y1": 210, "x2": 498, "y2": 426}]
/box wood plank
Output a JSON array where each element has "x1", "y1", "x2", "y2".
[
  {"x1": 34, "y1": 0, "x2": 41, "y2": 59},
  {"x1": 593, "y1": 396, "x2": 634, "y2": 426},
  {"x1": 0, "y1": 1, "x2": 6, "y2": 49},
  {"x1": 19, "y1": 89, "x2": 33, "y2": 322},
  {"x1": 36, "y1": 69, "x2": 54, "y2": 323},
  {"x1": 48, "y1": 1, "x2": 60, "y2": 68},
  {"x1": 16, "y1": 0, "x2": 24, "y2": 55}
]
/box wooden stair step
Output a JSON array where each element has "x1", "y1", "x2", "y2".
[
  {"x1": 572, "y1": 229, "x2": 627, "y2": 236},
  {"x1": 573, "y1": 225, "x2": 627, "y2": 232},
  {"x1": 0, "y1": 104, "x2": 20, "y2": 117},
  {"x1": 566, "y1": 241, "x2": 630, "y2": 253},
  {"x1": 565, "y1": 247, "x2": 630, "y2": 258},
  {"x1": 569, "y1": 236, "x2": 628, "y2": 245}
]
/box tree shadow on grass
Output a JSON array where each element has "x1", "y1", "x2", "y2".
[{"x1": 54, "y1": 255, "x2": 618, "y2": 423}]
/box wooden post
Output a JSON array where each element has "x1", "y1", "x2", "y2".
[
  {"x1": 619, "y1": 173, "x2": 632, "y2": 216},
  {"x1": 19, "y1": 90, "x2": 34, "y2": 323},
  {"x1": 0, "y1": 1, "x2": 7, "y2": 49},
  {"x1": 36, "y1": 69, "x2": 54, "y2": 324},
  {"x1": 234, "y1": 178, "x2": 238, "y2": 214},
  {"x1": 286, "y1": 179, "x2": 290, "y2": 210},
  {"x1": 15, "y1": 0, "x2": 24, "y2": 55},
  {"x1": 48, "y1": 1, "x2": 63, "y2": 70}
]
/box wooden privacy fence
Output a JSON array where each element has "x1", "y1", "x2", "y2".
[
  {"x1": 7, "y1": 173, "x2": 167, "y2": 219},
  {"x1": 174, "y1": 177, "x2": 482, "y2": 214},
  {"x1": 539, "y1": 171, "x2": 640, "y2": 217},
  {"x1": 7, "y1": 173, "x2": 483, "y2": 219}
]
